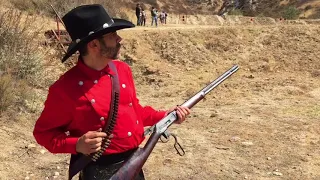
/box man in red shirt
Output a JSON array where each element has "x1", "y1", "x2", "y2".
[{"x1": 33, "y1": 4, "x2": 190, "y2": 180}]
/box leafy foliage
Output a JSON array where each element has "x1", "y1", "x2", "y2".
[{"x1": 282, "y1": 6, "x2": 300, "y2": 20}]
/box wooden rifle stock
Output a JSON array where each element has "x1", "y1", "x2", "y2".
[
  {"x1": 110, "y1": 65, "x2": 239, "y2": 180},
  {"x1": 109, "y1": 131, "x2": 162, "y2": 180}
]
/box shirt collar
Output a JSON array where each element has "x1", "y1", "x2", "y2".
[{"x1": 76, "y1": 58, "x2": 115, "y2": 79}]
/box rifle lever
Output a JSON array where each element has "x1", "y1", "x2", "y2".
[
  {"x1": 159, "y1": 131, "x2": 185, "y2": 156},
  {"x1": 171, "y1": 133, "x2": 185, "y2": 156}
]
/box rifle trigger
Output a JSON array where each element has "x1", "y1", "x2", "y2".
[
  {"x1": 160, "y1": 130, "x2": 170, "y2": 143},
  {"x1": 171, "y1": 133, "x2": 185, "y2": 156}
]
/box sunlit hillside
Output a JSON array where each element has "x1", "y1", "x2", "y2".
[{"x1": 0, "y1": 0, "x2": 319, "y2": 179}]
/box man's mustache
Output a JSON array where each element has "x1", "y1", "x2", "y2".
[{"x1": 116, "y1": 43, "x2": 121, "y2": 49}]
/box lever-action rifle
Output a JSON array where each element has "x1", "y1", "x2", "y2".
[{"x1": 110, "y1": 65, "x2": 239, "y2": 180}]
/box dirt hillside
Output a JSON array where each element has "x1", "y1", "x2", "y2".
[
  {"x1": 6, "y1": 0, "x2": 320, "y2": 22},
  {"x1": 127, "y1": 0, "x2": 320, "y2": 18},
  {"x1": 0, "y1": 14, "x2": 319, "y2": 180}
]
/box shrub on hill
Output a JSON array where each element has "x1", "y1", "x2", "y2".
[
  {"x1": 10, "y1": 0, "x2": 130, "y2": 20},
  {"x1": 228, "y1": 9, "x2": 243, "y2": 16},
  {"x1": 0, "y1": 9, "x2": 49, "y2": 115},
  {"x1": 282, "y1": 6, "x2": 300, "y2": 20}
]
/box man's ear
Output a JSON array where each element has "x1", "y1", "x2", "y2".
[{"x1": 87, "y1": 39, "x2": 100, "y2": 51}]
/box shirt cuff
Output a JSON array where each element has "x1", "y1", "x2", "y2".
[
  {"x1": 155, "y1": 110, "x2": 167, "y2": 122},
  {"x1": 65, "y1": 137, "x2": 78, "y2": 154}
]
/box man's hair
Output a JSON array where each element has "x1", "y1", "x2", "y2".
[
  {"x1": 78, "y1": 44, "x2": 88, "y2": 57},
  {"x1": 78, "y1": 36, "x2": 105, "y2": 58}
]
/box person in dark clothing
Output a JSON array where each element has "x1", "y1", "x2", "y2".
[
  {"x1": 135, "y1": 3, "x2": 141, "y2": 26},
  {"x1": 164, "y1": 11, "x2": 168, "y2": 24}
]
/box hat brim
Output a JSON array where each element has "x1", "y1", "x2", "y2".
[{"x1": 62, "y1": 18, "x2": 134, "y2": 62}]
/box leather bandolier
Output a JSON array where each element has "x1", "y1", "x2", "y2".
[{"x1": 68, "y1": 62, "x2": 120, "y2": 180}]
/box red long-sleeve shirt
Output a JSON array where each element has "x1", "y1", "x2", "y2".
[{"x1": 33, "y1": 59, "x2": 166, "y2": 154}]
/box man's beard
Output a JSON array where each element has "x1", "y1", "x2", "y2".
[{"x1": 99, "y1": 40, "x2": 121, "y2": 59}]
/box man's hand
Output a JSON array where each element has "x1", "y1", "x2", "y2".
[
  {"x1": 167, "y1": 106, "x2": 191, "y2": 124},
  {"x1": 76, "y1": 128, "x2": 111, "y2": 155}
]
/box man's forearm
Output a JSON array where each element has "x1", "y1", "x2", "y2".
[{"x1": 34, "y1": 131, "x2": 78, "y2": 154}]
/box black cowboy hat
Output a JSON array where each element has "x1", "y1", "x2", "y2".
[{"x1": 61, "y1": 4, "x2": 135, "y2": 62}]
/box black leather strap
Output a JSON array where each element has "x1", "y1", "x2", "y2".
[
  {"x1": 68, "y1": 61, "x2": 120, "y2": 180},
  {"x1": 102, "y1": 62, "x2": 120, "y2": 135}
]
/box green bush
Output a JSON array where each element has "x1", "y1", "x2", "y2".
[
  {"x1": 282, "y1": 6, "x2": 300, "y2": 20},
  {"x1": 228, "y1": 9, "x2": 243, "y2": 16}
]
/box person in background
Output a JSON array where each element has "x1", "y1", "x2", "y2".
[
  {"x1": 141, "y1": 8, "x2": 146, "y2": 26},
  {"x1": 151, "y1": 6, "x2": 158, "y2": 27},
  {"x1": 164, "y1": 11, "x2": 168, "y2": 24},
  {"x1": 136, "y1": 3, "x2": 141, "y2": 26},
  {"x1": 160, "y1": 11, "x2": 165, "y2": 24}
]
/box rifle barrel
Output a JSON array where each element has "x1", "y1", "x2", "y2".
[
  {"x1": 111, "y1": 65, "x2": 239, "y2": 180},
  {"x1": 182, "y1": 65, "x2": 239, "y2": 109}
]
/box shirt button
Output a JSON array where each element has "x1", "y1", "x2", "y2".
[
  {"x1": 127, "y1": 132, "x2": 132, "y2": 137},
  {"x1": 78, "y1": 81, "x2": 84, "y2": 86},
  {"x1": 94, "y1": 80, "x2": 98, "y2": 84},
  {"x1": 129, "y1": 103, "x2": 133, "y2": 107},
  {"x1": 136, "y1": 120, "x2": 139, "y2": 124},
  {"x1": 65, "y1": 131, "x2": 70, "y2": 136},
  {"x1": 91, "y1": 99, "x2": 96, "y2": 104},
  {"x1": 122, "y1": 84, "x2": 126, "y2": 88},
  {"x1": 100, "y1": 117, "x2": 105, "y2": 121}
]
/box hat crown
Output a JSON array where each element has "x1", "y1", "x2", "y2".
[
  {"x1": 61, "y1": 4, "x2": 134, "y2": 63},
  {"x1": 62, "y1": 4, "x2": 112, "y2": 41}
]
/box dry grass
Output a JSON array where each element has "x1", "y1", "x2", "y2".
[
  {"x1": 0, "y1": 9, "x2": 59, "y2": 118},
  {"x1": 0, "y1": 20, "x2": 319, "y2": 179},
  {"x1": 9, "y1": 0, "x2": 132, "y2": 20},
  {"x1": 7, "y1": 0, "x2": 320, "y2": 20},
  {"x1": 0, "y1": 75, "x2": 15, "y2": 113},
  {"x1": 0, "y1": 10, "x2": 41, "y2": 81}
]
